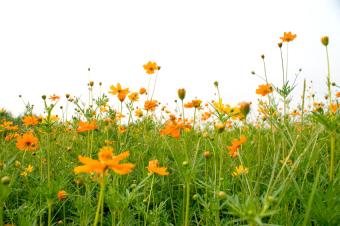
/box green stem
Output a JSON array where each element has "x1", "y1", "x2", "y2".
[
  {"x1": 184, "y1": 179, "x2": 191, "y2": 226},
  {"x1": 329, "y1": 132, "x2": 335, "y2": 182},
  {"x1": 144, "y1": 175, "x2": 154, "y2": 226},
  {"x1": 0, "y1": 201, "x2": 3, "y2": 226},
  {"x1": 94, "y1": 178, "x2": 105, "y2": 226},
  {"x1": 150, "y1": 71, "x2": 159, "y2": 100},
  {"x1": 181, "y1": 100, "x2": 185, "y2": 122},
  {"x1": 193, "y1": 108, "x2": 197, "y2": 129}
]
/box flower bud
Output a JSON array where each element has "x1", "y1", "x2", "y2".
[
  {"x1": 57, "y1": 190, "x2": 68, "y2": 201},
  {"x1": 215, "y1": 122, "x2": 225, "y2": 133},
  {"x1": 321, "y1": 36, "x2": 329, "y2": 46},
  {"x1": 261, "y1": 54, "x2": 265, "y2": 59},
  {"x1": 182, "y1": 161, "x2": 189, "y2": 167},
  {"x1": 278, "y1": 42, "x2": 283, "y2": 48},
  {"x1": 217, "y1": 191, "x2": 226, "y2": 199},
  {"x1": 192, "y1": 194, "x2": 199, "y2": 200},
  {"x1": 15, "y1": 160, "x2": 21, "y2": 168},
  {"x1": 214, "y1": 81, "x2": 219, "y2": 87},
  {"x1": 42, "y1": 95, "x2": 46, "y2": 100},
  {"x1": 177, "y1": 88, "x2": 186, "y2": 101},
  {"x1": 203, "y1": 151, "x2": 212, "y2": 159},
  {"x1": 1, "y1": 176, "x2": 10, "y2": 185}
]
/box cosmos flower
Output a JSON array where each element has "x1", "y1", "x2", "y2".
[
  {"x1": 280, "y1": 32, "x2": 297, "y2": 42},
  {"x1": 109, "y1": 83, "x2": 129, "y2": 102},
  {"x1": 77, "y1": 120, "x2": 98, "y2": 133},
  {"x1": 22, "y1": 115, "x2": 39, "y2": 127},
  {"x1": 146, "y1": 160, "x2": 169, "y2": 176},
  {"x1": 231, "y1": 165, "x2": 248, "y2": 177},
  {"x1": 74, "y1": 146, "x2": 134, "y2": 175},
  {"x1": 16, "y1": 132, "x2": 39, "y2": 151},
  {"x1": 143, "y1": 61, "x2": 160, "y2": 75},
  {"x1": 256, "y1": 84, "x2": 273, "y2": 96}
]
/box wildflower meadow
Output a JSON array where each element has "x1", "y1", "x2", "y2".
[{"x1": 0, "y1": 33, "x2": 339, "y2": 225}]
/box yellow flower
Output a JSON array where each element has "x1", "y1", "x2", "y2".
[{"x1": 231, "y1": 165, "x2": 248, "y2": 177}]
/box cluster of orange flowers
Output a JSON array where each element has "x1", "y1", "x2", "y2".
[
  {"x1": 160, "y1": 115, "x2": 191, "y2": 138},
  {"x1": 184, "y1": 99, "x2": 202, "y2": 109},
  {"x1": 77, "y1": 120, "x2": 98, "y2": 133}
]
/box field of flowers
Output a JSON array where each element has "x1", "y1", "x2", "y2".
[{"x1": 0, "y1": 33, "x2": 339, "y2": 226}]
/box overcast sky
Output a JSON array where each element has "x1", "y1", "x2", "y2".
[{"x1": 0, "y1": 0, "x2": 339, "y2": 116}]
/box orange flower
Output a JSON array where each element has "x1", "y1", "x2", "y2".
[
  {"x1": 336, "y1": 92, "x2": 340, "y2": 98},
  {"x1": 201, "y1": 111, "x2": 212, "y2": 121},
  {"x1": 128, "y1": 92, "x2": 139, "y2": 102},
  {"x1": 135, "y1": 109, "x2": 144, "y2": 118},
  {"x1": 22, "y1": 115, "x2": 39, "y2": 127},
  {"x1": 184, "y1": 99, "x2": 202, "y2": 108},
  {"x1": 118, "y1": 125, "x2": 126, "y2": 133},
  {"x1": 139, "y1": 87, "x2": 147, "y2": 95},
  {"x1": 0, "y1": 121, "x2": 19, "y2": 131},
  {"x1": 74, "y1": 146, "x2": 134, "y2": 175},
  {"x1": 16, "y1": 132, "x2": 39, "y2": 151},
  {"x1": 57, "y1": 190, "x2": 68, "y2": 201},
  {"x1": 143, "y1": 61, "x2": 159, "y2": 75},
  {"x1": 227, "y1": 135, "x2": 247, "y2": 158},
  {"x1": 280, "y1": 32, "x2": 297, "y2": 42},
  {"x1": 77, "y1": 120, "x2": 98, "y2": 133},
  {"x1": 330, "y1": 103, "x2": 338, "y2": 113},
  {"x1": 160, "y1": 117, "x2": 191, "y2": 138},
  {"x1": 49, "y1": 94, "x2": 60, "y2": 101},
  {"x1": 5, "y1": 133, "x2": 19, "y2": 141},
  {"x1": 109, "y1": 83, "x2": 129, "y2": 102},
  {"x1": 256, "y1": 84, "x2": 273, "y2": 96},
  {"x1": 144, "y1": 100, "x2": 158, "y2": 111},
  {"x1": 146, "y1": 160, "x2": 169, "y2": 176}
]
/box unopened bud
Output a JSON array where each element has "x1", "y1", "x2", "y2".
[
  {"x1": 203, "y1": 151, "x2": 212, "y2": 159},
  {"x1": 217, "y1": 191, "x2": 226, "y2": 199},
  {"x1": 177, "y1": 88, "x2": 186, "y2": 101},
  {"x1": 1, "y1": 176, "x2": 10, "y2": 185},
  {"x1": 278, "y1": 42, "x2": 283, "y2": 48},
  {"x1": 321, "y1": 36, "x2": 329, "y2": 46}
]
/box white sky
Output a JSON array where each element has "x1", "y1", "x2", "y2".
[{"x1": 0, "y1": 0, "x2": 339, "y2": 116}]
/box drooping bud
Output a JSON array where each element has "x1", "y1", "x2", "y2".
[{"x1": 278, "y1": 42, "x2": 283, "y2": 48}]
